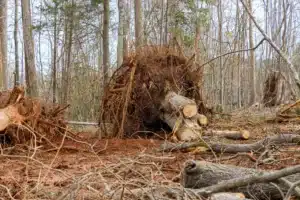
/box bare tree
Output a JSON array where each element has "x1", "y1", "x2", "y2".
[
  {"x1": 217, "y1": 0, "x2": 224, "y2": 106},
  {"x1": 103, "y1": 0, "x2": 110, "y2": 86},
  {"x1": 248, "y1": 0, "x2": 256, "y2": 105},
  {"x1": 0, "y1": 0, "x2": 7, "y2": 89},
  {"x1": 134, "y1": 0, "x2": 143, "y2": 49},
  {"x1": 21, "y1": 0, "x2": 38, "y2": 96},
  {"x1": 117, "y1": 0, "x2": 125, "y2": 67},
  {"x1": 52, "y1": 1, "x2": 58, "y2": 103},
  {"x1": 14, "y1": 0, "x2": 19, "y2": 86}
]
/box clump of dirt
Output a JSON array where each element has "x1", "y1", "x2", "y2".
[
  {"x1": 0, "y1": 86, "x2": 67, "y2": 146},
  {"x1": 100, "y1": 45, "x2": 210, "y2": 138}
]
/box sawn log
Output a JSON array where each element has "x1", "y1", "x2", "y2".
[{"x1": 181, "y1": 160, "x2": 300, "y2": 200}]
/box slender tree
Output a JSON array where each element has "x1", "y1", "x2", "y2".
[
  {"x1": 14, "y1": 0, "x2": 19, "y2": 86},
  {"x1": 103, "y1": 0, "x2": 110, "y2": 86},
  {"x1": 134, "y1": 0, "x2": 143, "y2": 49},
  {"x1": 52, "y1": 1, "x2": 58, "y2": 103},
  {"x1": 0, "y1": 0, "x2": 7, "y2": 89},
  {"x1": 248, "y1": 0, "x2": 256, "y2": 105},
  {"x1": 21, "y1": 0, "x2": 38, "y2": 96},
  {"x1": 117, "y1": 0, "x2": 124, "y2": 67}
]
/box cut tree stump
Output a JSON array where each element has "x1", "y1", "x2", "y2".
[
  {"x1": 203, "y1": 129, "x2": 250, "y2": 140},
  {"x1": 160, "y1": 133, "x2": 300, "y2": 153},
  {"x1": 181, "y1": 160, "x2": 300, "y2": 200}
]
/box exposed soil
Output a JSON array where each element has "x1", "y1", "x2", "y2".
[{"x1": 0, "y1": 118, "x2": 300, "y2": 199}]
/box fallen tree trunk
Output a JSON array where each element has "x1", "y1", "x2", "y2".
[
  {"x1": 181, "y1": 160, "x2": 300, "y2": 200},
  {"x1": 109, "y1": 185, "x2": 249, "y2": 200},
  {"x1": 160, "y1": 133, "x2": 300, "y2": 153},
  {"x1": 203, "y1": 129, "x2": 250, "y2": 140}
]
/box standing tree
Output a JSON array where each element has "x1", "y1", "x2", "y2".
[
  {"x1": 0, "y1": 0, "x2": 7, "y2": 89},
  {"x1": 21, "y1": 0, "x2": 38, "y2": 96},
  {"x1": 217, "y1": 0, "x2": 224, "y2": 106},
  {"x1": 134, "y1": 0, "x2": 143, "y2": 49},
  {"x1": 52, "y1": 1, "x2": 59, "y2": 103},
  {"x1": 14, "y1": 0, "x2": 19, "y2": 86},
  {"x1": 117, "y1": 0, "x2": 125, "y2": 67},
  {"x1": 103, "y1": 0, "x2": 110, "y2": 86},
  {"x1": 248, "y1": 0, "x2": 256, "y2": 105}
]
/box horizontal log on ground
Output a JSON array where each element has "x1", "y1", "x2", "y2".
[
  {"x1": 204, "y1": 129, "x2": 250, "y2": 140},
  {"x1": 160, "y1": 133, "x2": 300, "y2": 153},
  {"x1": 181, "y1": 160, "x2": 300, "y2": 200},
  {"x1": 109, "y1": 186, "x2": 250, "y2": 200}
]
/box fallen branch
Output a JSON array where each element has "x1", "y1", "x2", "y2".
[
  {"x1": 160, "y1": 133, "x2": 300, "y2": 153},
  {"x1": 182, "y1": 160, "x2": 300, "y2": 199}
]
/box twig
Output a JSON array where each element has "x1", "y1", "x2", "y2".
[
  {"x1": 284, "y1": 180, "x2": 300, "y2": 200},
  {"x1": 0, "y1": 184, "x2": 16, "y2": 200}
]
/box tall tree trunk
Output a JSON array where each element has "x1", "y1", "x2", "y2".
[
  {"x1": 52, "y1": 2, "x2": 58, "y2": 103},
  {"x1": 159, "y1": 0, "x2": 164, "y2": 45},
  {"x1": 134, "y1": 0, "x2": 143, "y2": 49},
  {"x1": 0, "y1": 0, "x2": 7, "y2": 89},
  {"x1": 164, "y1": 0, "x2": 169, "y2": 44},
  {"x1": 21, "y1": 0, "x2": 38, "y2": 96},
  {"x1": 217, "y1": 0, "x2": 224, "y2": 106},
  {"x1": 248, "y1": 0, "x2": 256, "y2": 105},
  {"x1": 14, "y1": 0, "x2": 19, "y2": 86},
  {"x1": 62, "y1": 0, "x2": 74, "y2": 105},
  {"x1": 123, "y1": 0, "x2": 130, "y2": 58},
  {"x1": 103, "y1": 0, "x2": 110, "y2": 87},
  {"x1": 117, "y1": 0, "x2": 124, "y2": 67}
]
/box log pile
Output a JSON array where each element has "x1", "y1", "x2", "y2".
[
  {"x1": 0, "y1": 86, "x2": 67, "y2": 146},
  {"x1": 100, "y1": 45, "x2": 211, "y2": 138}
]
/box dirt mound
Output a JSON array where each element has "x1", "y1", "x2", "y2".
[
  {"x1": 100, "y1": 45, "x2": 210, "y2": 138},
  {"x1": 0, "y1": 86, "x2": 67, "y2": 146}
]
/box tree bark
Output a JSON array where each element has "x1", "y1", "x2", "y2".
[
  {"x1": 117, "y1": 0, "x2": 124, "y2": 67},
  {"x1": 14, "y1": 0, "x2": 19, "y2": 86},
  {"x1": 0, "y1": 0, "x2": 7, "y2": 89},
  {"x1": 21, "y1": 0, "x2": 38, "y2": 97},
  {"x1": 248, "y1": 0, "x2": 256, "y2": 105},
  {"x1": 52, "y1": 2, "x2": 58, "y2": 103},
  {"x1": 160, "y1": 133, "x2": 300, "y2": 153},
  {"x1": 182, "y1": 160, "x2": 300, "y2": 199},
  {"x1": 134, "y1": 0, "x2": 143, "y2": 49},
  {"x1": 103, "y1": 0, "x2": 110, "y2": 86}
]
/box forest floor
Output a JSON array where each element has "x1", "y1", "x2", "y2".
[{"x1": 1, "y1": 108, "x2": 300, "y2": 199}]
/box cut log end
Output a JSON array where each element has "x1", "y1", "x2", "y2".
[
  {"x1": 196, "y1": 114, "x2": 208, "y2": 126},
  {"x1": 182, "y1": 104, "x2": 198, "y2": 118}
]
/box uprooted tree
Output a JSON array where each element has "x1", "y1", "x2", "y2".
[
  {"x1": 99, "y1": 46, "x2": 211, "y2": 139},
  {"x1": 0, "y1": 86, "x2": 67, "y2": 146}
]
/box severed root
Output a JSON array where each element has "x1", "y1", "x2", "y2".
[{"x1": 204, "y1": 129, "x2": 250, "y2": 140}]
